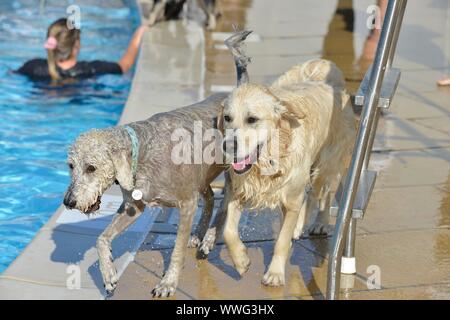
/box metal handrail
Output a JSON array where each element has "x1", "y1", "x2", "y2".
[{"x1": 326, "y1": 0, "x2": 408, "y2": 300}]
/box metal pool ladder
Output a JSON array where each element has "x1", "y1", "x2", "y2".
[{"x1": 326, "y1": 0, "x2": 407, "y2": 300}]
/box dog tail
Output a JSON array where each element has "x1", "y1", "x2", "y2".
[
  {"x1": 273, "y1": 59, "x2": 346, "y2": 90},
  {"x1": 225, "y1": 29, "x2": 252, "y2": 86}
]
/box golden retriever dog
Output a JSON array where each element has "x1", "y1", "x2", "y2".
[{"x1": 220, "y1": 59, "x2": 356, "y2": 286}]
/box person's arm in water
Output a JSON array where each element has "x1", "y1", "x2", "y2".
[{"x1": 118, "y1": 25, "x2": 148, "y2": 73}]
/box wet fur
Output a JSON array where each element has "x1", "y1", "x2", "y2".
[
  {"x1": 222, "y1": 59, "x2": 356, "y2": 286},
  {"x1": 64, "y1": 30, "x2": 252, "y2": 298},
  {"x1": 65, "y1": 94, "x2": 227, "y2": 297}
]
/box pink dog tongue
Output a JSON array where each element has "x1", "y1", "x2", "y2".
[{"x1": 232, "y1": 155, "x2": 251, "y2": 171}]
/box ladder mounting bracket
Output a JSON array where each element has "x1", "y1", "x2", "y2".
[
  {"x1": 355, "y1": 67, "x2": 401, "y2": 109},
  {"x1": 330, "y1": 170, "x2": 377, "y2": 219}
]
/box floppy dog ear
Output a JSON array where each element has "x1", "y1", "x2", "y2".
[
  {"x1": 279, "y1": 100, "x2": 306, "y2": 121},
  {"x1": 110, "y1": 147, "x2": 134, "y2": 191},
  {"x1": 264, "y1": 87, "x2": 306, "y2": 121},
  {"x1": 216, "y1": 99, "x2": 226, "y2": 133}
]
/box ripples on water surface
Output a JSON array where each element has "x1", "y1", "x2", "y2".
[{"x1": 0, "y1": 0, "x2": 138, "y2": 273}]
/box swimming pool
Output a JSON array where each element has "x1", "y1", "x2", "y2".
[{"x1": 0, "y1": 0, "x2": 139, "y2": 273}]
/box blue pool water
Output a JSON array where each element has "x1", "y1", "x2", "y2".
[{"x1": 0, "y1": 0, "x2": 139, "y2": 273}]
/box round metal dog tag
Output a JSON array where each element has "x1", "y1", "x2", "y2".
[{"x1": 132, "y1": 189, "x2": 143, "y2": 201}]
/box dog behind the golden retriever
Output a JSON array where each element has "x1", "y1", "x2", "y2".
[{"x1": 220, "y1": 59, "x2": 356, "y2": 286}]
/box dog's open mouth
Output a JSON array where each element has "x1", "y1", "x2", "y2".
[
  {"x1": 84, "y1": 196, "x2": 102, "y2": 214},
  {"x1": 231, "y1": 154, "x2": 253, "y2": 175},
  {"x1": 231, "y1": 144, "x2": 263, "y2": 175}
]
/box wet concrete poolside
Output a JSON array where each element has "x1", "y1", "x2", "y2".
[
  {"x1": 1, "y1": 0, "x2": 447, "y2": 300},
  {"x1": 110, "y1": 0, "x2": 450, "y2": 299}
]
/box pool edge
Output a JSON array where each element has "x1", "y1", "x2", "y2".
[{"x1": 0, "y1": 1, "x2": 206, "y2": 300}]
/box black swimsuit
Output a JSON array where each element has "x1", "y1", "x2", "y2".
[{"x1": 16, "y1": 58, "x2": 122, "y2": 80}]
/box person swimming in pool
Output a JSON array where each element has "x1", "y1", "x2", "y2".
[{"x1": 17, "y1": 18, "x2": 148, "y2": 81}]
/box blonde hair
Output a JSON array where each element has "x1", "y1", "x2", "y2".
[{"x1": 46, "y1": 18, "x2": 81, "y2": 81}]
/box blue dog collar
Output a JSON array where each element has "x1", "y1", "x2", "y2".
[{"x1": 124, "y1": 125, "x2": 139, "y2": 177}]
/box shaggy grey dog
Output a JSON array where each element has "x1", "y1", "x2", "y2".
[{"x1": 63, "y1": 30, "x2": 251, "y2": 298}]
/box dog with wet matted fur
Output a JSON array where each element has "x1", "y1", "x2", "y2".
[
  {"x1": 218, "y1": 58, "x2": 356, "y2": 286},
  {"x1": 62, "y1": 30, "x2": 250, "y2": 298}
]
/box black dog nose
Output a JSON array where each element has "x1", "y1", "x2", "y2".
[
  {"x1": 64, "y1": 198, "x2": 77, "y2": 209},
  {"x1": 63, "y1": 193, "x2": 76, "y2": 209},
  {"x1": 68, "y1": 199, "x2": 77, "y2": 209},
  {"x1": 222, "y1": 137, "x2": 238, "y2": 154}
]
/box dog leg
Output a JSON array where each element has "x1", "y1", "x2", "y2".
[
  {"x1": 262, "y1": 193, "x2": 304, "y2": 287},
  {"x1": 97, "y1": 199, "x2": 145, "y2": 294},
  {"x1": 292, "y1": 188, "x2": 319, "y2": 239},
  {"x1": 196, "y1": 0, "x2": 216, "y2": 30},
  {"x1": 188, "y1": 186, "x2": 214, "y2": 248},
  {"x1": 198, "y1": 197, "x2": 226, "y2": 256},
  {"x1": 223, "y1": 197, "x2": 249, "y2": 276},
  {"x1": 308, "y1": 186, "x2": 332, "y2": 236},
  {"x1": 292, "y1": 192, "x2": 311, "y2": 240},
  {"x1": 198, "y1": 172, "x2": 230, "y2": 256},
  {"x1": 148, "y1": 0, "x2": 167, "y2": 26},
  {"x1": 152, "y1": 196, "x2": 198, "y2": 298}
]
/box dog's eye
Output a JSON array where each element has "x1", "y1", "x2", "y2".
[
  {"x1": 68, "y1": 163, "x2": 74, "y2": 170},
  {"x1": 86, "y1": 165, "x2": 96, "y2": 173},
  {"x1": 247, "y1": 117, "x2": 258, "y2": 124},
  {"x1": 224, "y1": 115, "x2": 232, "y2": 122}
]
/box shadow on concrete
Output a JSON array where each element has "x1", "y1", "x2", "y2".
[{"x1": 50, "y1": 220, "x2": 145, "y2": 294}]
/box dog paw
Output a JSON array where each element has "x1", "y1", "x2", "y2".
[
  {"x1": 198, "y1": 228, "x2": 216, "y2": 255},
  {"x1": 152, "y1": 280, "x2": 177, "y2": 298},
  {"x1": 188, "y1": 235, "x2": 201, "y2": 248},
  {"x1": 233, "y1": 252, "x2": 251, "y2": 276},
  {"x1": 292, "y1": 227, "x2": 303, "y2": 240},
  {"x1": 308, "y1": 222, "x2": 333, "y2": 237},
  {"x1": 103, "y1": 266, "x2": 118, "y2": 294},
  {"x1": 262, "y1": 271, "x2": 285, "y2": 287},
  {"x1": 206, "y1": 14, "x2": 216, "y2": 31},
  {"x1": 148, "y1": 14, "x2": 157, "y2": 26}
]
